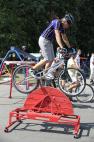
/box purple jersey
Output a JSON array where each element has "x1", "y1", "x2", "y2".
[{"x1": 41, "y1": 19, "x2": 65, "y2": 41}]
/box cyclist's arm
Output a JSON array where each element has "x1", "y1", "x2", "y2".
[
  {"x1": 54, "y1": 29, "x2": 64, "y2": 49},
  {"x1": 61, "y1": 33, "x2": 71, "y2": 48}
]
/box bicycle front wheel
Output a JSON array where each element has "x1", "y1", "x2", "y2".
[
  {"x1": 58, "y1": 68, "x2": 86, "y2": 96},
  {"x1": 13, "y1": 64, "x2": 39, "y2": 94},
  {"x1": 76, "y1": 84, "x2": 94, "y2": 103}
]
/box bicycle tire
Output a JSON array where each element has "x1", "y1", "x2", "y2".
[
  {"x1": 13, "y1": 64, "x2": 39, "y2": 94},
  {"x1": 58, "y1": 68, "x2": 86, "y2": 96},
  {"x1": 76, "y1": 84, "x2": 94, "y2": 103}
]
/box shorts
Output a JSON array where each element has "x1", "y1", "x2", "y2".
[{"x1": 38, "y1": 36, "x2": 55, "y2": 61}]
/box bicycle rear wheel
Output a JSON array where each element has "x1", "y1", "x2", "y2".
[
  {"x1": 58, "y1": 68, "x2": 86, "y2": 96},
  {"x1": 76, "y1": 84, "x2": 94, "y2": 103},
  {"x1": 13, "y1": 64, "x2": 39, "y2": 94}
]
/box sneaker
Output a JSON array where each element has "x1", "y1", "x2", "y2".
[
  {"x1": 29, "y1": 69, "x2": 39, "y2": 78},
  {"x1": 45, "y1": 72, "x2": 54, "y2": 80},
  {"x1": 33, "y1": 70, "x2": 44, "y2": 79}
]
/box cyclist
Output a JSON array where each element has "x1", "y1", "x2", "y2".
[{"x1": 32, "y1": 13, "x2": 74, "y2": 79}]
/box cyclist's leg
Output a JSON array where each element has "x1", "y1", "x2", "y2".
[
  {"x1": 44, "y1": 47, "x2": 55, "y2": 79},
  {"x1": 32, "y1": 36, "x2": 54, "y2": 71},
  {"x1": 32, "y1": 59, "x2": 47, "y2": 70},
  {"x1": 67, "y1": 82, "x2": 79, "y2": 91},
  {"x1": 45, "y1": 42, "x2": 54, "y2": 70},
  {"x1": 45, "y1": 61, "x2": 53, "y2": 70}
]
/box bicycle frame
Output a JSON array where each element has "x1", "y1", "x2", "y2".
[
  {"x1": 45, "y1": 59, "x2": 65, "y2": 75},
  {"x1": 17, "y1": 58, "x2": 66, "y2": 84}
]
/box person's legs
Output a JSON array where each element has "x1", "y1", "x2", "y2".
[
  {"x1": 45, "y1": 47, "x2": 54, "y2": 71},
  {"x1": 45, "y1": 61, "x2": 53, "y2": 70},
  {"x1": 44, "y1": 42, "x2": 55, "y2": 79},
  {"x1": 33, "y1": 37, "x2": 55, "y2": 72},
  {"x1": 32, "y1": 59, "x2": 47, "y2": 70},
  {"x1": 32, "y1": 59, "x2": 53, "y2": 72},
  {"x1": 67, "y1": 82, "x2": 79, "y2": 91}
]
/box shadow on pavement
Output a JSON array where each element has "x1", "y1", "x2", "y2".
[
  {"x1": 78, "y1": 122, "x2": 94, "y2": 138},
  {"x1": 73, "y1": 103, "x2": 94, "y2": 109},
  {"x1": 4, "y1": 121, "x2": 94, "y2": 139}
]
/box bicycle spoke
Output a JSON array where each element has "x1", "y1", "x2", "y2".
[{"x1": 13, "y1": 65, "x2": 38, "y2": 94}]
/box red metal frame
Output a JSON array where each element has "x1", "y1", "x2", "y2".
[{"x1": 5, "y1": 87, "x2": 80, "y2": 137}]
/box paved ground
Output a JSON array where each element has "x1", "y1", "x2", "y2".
[{"x1": 0, "y1": 84, "x2": 94, "y2": 142}]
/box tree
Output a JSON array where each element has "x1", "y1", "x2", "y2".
[
  {"x1": 0, "y1": 0, "x2": 93, "y2": 56},
  {"x1": 76, "y1": 0, "x2": 94, "y2": 55}
]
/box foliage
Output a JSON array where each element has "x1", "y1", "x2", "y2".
[{"x1": 0, "y1": 0, "x2": 94, "y2": 56}]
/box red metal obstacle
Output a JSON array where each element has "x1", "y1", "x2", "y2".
[{"x1": 4, "y1": 86, "x2": 80, "y2": 137}]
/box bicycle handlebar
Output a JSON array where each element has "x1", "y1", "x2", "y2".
[
  {"x1": 58, "y1": 47, "x2": 77, "y2": 59},
  {"x1": 58, "y1": 48, "x2": 67, "y2": 54}
]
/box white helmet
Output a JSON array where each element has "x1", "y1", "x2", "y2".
[{"x1": 64, "y1": 13, "x2": 74, "y2": 25}]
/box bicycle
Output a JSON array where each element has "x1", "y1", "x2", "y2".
[{"x1": 12, "y1": 48, "x2": 86, "y2": 97}]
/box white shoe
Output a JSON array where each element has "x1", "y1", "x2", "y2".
[{"x1": 45, "y1": 73, "x2": 54, "y2": 80}]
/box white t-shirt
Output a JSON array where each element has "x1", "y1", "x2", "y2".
[{"x1": 90, "y1": 54, "x2": 94, "y2": 68}]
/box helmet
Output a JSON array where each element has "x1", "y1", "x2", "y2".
[{"x1": 64, "y1": 13, "x2": 74, "y2": 25}]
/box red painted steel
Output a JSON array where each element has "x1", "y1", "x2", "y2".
[{"x1": 5, "y1": 87, "x2": 80, "y2": 137}]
